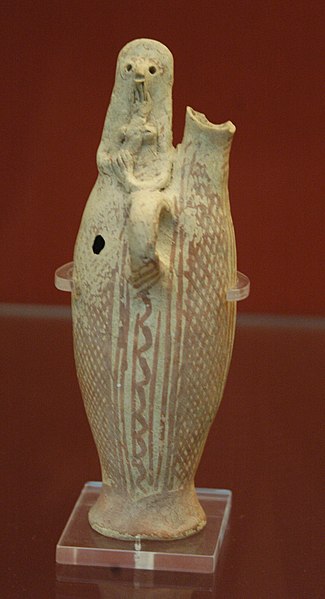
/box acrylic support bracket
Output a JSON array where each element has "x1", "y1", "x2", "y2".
[{"x1": 55, "y1": 261, "x2": 250, "y2": 301}]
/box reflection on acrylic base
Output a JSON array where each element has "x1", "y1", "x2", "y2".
[
  {"x1": 56, "y1": 564, "x2": 218, "y2": 598},
  {"x1": 56, "y1": 482, "x2": 231, "y2": 574}
]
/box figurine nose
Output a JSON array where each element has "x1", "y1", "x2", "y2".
[{"x1": 134, "y1": 66, "x2": 145, "y2": 84}]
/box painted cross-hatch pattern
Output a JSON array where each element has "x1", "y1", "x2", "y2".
[{"x1": 73, "y1": 156, "x2": 236, "y2": 499}]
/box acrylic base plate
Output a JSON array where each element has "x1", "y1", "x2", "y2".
[{"x1": 56, "y1": 482, "x2": 231, "y2": 573}]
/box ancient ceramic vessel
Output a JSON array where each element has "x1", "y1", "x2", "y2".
[{"x1": 68, "y1": 38, "x2": 243, "y2": 540}]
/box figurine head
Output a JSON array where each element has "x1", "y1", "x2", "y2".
[
  {"x1": 117, "y1": 38, "x2": 173, "y2": 90},
  {"x1": 103, "y1": 39, "x2": 174, "y2": 152}
]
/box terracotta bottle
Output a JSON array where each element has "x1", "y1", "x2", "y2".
[{"x1": 70, "y1": 39, "x2": 239, "y2": 540}]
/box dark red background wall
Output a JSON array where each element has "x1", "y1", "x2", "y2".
[{"x1": 1, "y1": 0, "x2": 324, "y2": 314}]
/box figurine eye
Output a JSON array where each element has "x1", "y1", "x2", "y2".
[
  {"x1": 121, "y1": 63, "x2": 134, "y2": 79},
  {"x1": 92, "y1": 235, "x2": 105, "y2": 255},
  {"x1": 149, "y1": 65, "x2": 156, "y2": 74}
]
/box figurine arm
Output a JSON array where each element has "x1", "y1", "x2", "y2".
[
  {"x1": 96, "y1": 140, "x2": 111, "y2": 175},
  {"x1": 96, "y1": 114, "x2": 148, "y2": 178},
  {"x1": 110, "y1": 151, "x2": 173, "y2": 192}
]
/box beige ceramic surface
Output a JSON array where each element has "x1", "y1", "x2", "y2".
[{"x1": 72, "y1": 39, "x2": 237, "y2": 540}]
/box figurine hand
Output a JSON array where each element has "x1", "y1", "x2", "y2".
[{"x1": 110, "y1": 150, "x2": 134, "y2": 190}]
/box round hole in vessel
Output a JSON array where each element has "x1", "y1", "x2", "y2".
[{"x1": 92, "y1": 235, "x2": 105, "y2": 255}]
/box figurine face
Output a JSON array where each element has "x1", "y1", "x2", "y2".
[{"x1": 120, "y1": 55, "x2": 163, "y2": 81}]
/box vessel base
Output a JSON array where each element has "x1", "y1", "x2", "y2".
[{"x1": 89, "y1": 482, "x2": 206, "y2": 540}]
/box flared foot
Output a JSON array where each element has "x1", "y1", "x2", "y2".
[{"x1": 88, "y1": 483, "x2": 207, "y2": 540}]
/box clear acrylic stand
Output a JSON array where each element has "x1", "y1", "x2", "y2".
[
  {"x1": 55, "y1": 262, "x2": 250, "y2": 301},
  {"x1": 56, "y1": 482, "x2": 231, "y2": 573}
]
